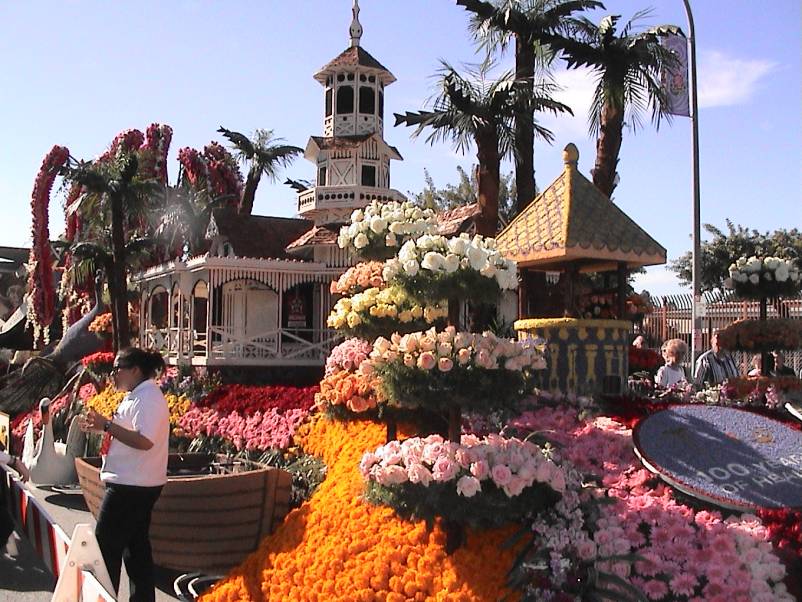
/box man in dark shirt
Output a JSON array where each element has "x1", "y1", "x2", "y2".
[{"x1": 694, "y1": 330, "x2": 740, "y2": 386}]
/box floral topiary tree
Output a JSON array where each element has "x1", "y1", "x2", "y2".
[{"x1": 324, "y1": 200, "x2": 562, "y2": 552}]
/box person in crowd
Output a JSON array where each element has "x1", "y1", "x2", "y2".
[
  {"x1": 770, "y1": 351, "x2": 796, "y2": 377},
  {"x1": 694, "y1": 330, "x2": 740, "y2": 387},
  {"x1": 79, "y1": 348, "x2": 169, "y2": 602},
  {"x1": 655, "y1": 339, "x2": 688, "y2": 387},
  {"x1": 746, "y1": 353, "x2": 772, "y2": 377},
  {"x1": 1, "y1": 445, "x2": 30, "y2": 557}
]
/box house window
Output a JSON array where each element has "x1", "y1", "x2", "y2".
[
  {"x1": 325, "y1": 88, "x2": 332, "y2": 117},
  {"x1": 361, "y1": 165, "x2": 376, "y2": 187},
  {"x1": 359, "y1": 86, "x2": 375, "y2": 114},
  {"x1": 336, "y1": 86, "x2": 354, "y2": 114},
  {"x1": 318, "y1": 166, "x2": 327, "y2": 186}
]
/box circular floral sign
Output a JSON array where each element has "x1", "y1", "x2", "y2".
[{"x1": 633, "y1": 405, "x2": 802, "y2": 511}]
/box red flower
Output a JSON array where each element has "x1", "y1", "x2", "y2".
[{"x1": 197, "y1": 384, "x2": 319, "y2": 415}]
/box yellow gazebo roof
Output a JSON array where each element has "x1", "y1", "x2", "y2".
[{"x1": 496, "y1": 144, "x2": 667, "y2": 272}]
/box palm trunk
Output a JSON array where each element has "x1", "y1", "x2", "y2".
[
  {"x1": 239, "y1": 168, "x2": 262, "y2": 215},
  {"x1": 474, "y1": 130, "x2": 501, "y2": 238},
  {"x1": 592, "y1": 100, "x2": 624, "y2": 199},
  {"x1": 109, "y1": 191, "x2": 129, "y2": 352},
  {"x1": 514, "y1": 36, "x2": 536, "y2": 215}
]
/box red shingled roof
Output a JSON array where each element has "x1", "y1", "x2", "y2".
[
  {"x1": 436, "y1": 203, "x2": 482, "y2": 236},
  {"x1": 285, "y1": 224, "x2": 342, "y2": 251},
  {"x1": 206, "y1": 209, "x2": 313, "y2": 260}
]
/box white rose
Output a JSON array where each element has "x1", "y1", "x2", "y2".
[
  {"x1": 775, "y1": 264, "x2": 789, "y2": 282},
  {"x1": 467, "y1": 245, "x2": 488, "y2": 271},
  {"x1": 350, "y1": 209, "x2": 364, "y2": 223},
  {"x1": 389, "y1": 221, "x2": 405, "y2": 235},
  {"x1": 383, "y1": 260, "x2": 401, "y2": 282},
  {"x1": 447, "y1": 237, "x2": 468, "y2": 256},
  {"x1": 444, "y1": 253, "x2": 460, "y2": 273},
  {"x1": 417, "y1": 235, "x2": 435, "y2": 251},
  {"x1": 421, "y1": 252, "x2": 445, "y2": 272},
  {"x1": 399, "y1": 240, "x2": 418, "y2": 262},
  {"x1": 403, "y1": 259, "x2": 420, "y2": 277},
  {"x1": 385, "y1": 232, "x2": 398, "y2": 247},
  {"x1": 746, "y1": 257, "x2": 762, "y2": 273},
  {"x1": 354, "y1": 233, "x2": 369, "y2": 249},
  {"x1": 480, "y1": 263, "x2": 498, "y2": 279},
  {"x1": 370, "y1": 216, "x2": 387, "y2": 234},
  {"x1": 749, "y1": 273, "x2": 760, "y2": 285}
]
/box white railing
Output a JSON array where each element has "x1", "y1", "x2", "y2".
[{"x1": 296, "y1": 185, "x2": 406, "y2": 213}]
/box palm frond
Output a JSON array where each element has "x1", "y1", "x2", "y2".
[{"x1": 217, "y1": 126, "x2": 256, "y2": 159}]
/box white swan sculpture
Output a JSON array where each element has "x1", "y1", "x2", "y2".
[{"x1": 22, "y1": 397, "x2": 85, "y2": 486}]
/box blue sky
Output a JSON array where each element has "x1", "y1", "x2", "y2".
[{"x1": 1, "y1": 1, "x2": 799, "y2": 296}]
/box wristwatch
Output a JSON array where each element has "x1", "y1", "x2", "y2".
[{"x1": 103, "y1": 420, "x2": 112, "y2": 433}]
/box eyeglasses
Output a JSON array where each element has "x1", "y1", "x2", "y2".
[{"x1": 112, "y1": 365, "x2": 132, "y2": 374}]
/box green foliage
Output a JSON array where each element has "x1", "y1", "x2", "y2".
[
  {"x1": 341, "y1": 316, "x2": 446, "y2": 342},
  {"x1": 255, "y1": 448, "x2": 328, "y2": 508},
  {"x1": 394, "y1": 268, "x2": 502, "y2": 307},
  {"x1": 375, "y1": 363, "x2": 528, "y2": 414},
  {"x1": 412, "y1": 166, "x2": 521, "y2": 228},
  {"x1": 670, "y1": 221, "x2": 802, "y2": 293},
  {"x1": 364, "y1": 479, "x2": 560, "y2": 530}
]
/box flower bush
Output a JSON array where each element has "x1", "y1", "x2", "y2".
[
  {"x1": 197, "y1": 418, "x2": 524, "y2": 602},
  {"x1": 337, "y1": 200, "x2": 438, "y2": 260},
  {"x1": 327, "y1": 285, "x2": 448, "y2": 337},
  {"x1": 382, "y1": 233, "x2": 518, "y2": 304},
  {"x1": 165, "y1": 393, "x2": 191, "y2": 434},
  {"x1": 725, "y1": 256, "x2": 801, "y2": 299},
  {"x1": 329, "y1": 261, "x2": 386, "y2": 296},
  {"x1": 366, "y1": 327, "x2": 546, "y2": 412},
  {"x1": 717, "y1": 318, "x2": 802, "y2": 351},
  {"x1": 80, "y1": 351, "x2": 115, "y2": 376},
  {"x1": 325, "y1": 338, "x2": 373, "y2": 377},
  {"x1": 316, "y1": 370, "x2": 384, "y2": 416},
  {"x1": 361, "y1": 433, "x2": 564, "y2": 527},
  {"x1": 196, "y1": 384, "x2": 318, "y2": 414}
]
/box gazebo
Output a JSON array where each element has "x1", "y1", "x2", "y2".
[{"x1": 497, "y1": 143, "x2": 667, "y2": 394}]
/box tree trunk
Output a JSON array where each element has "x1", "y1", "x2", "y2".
[
  {"x1": 239, "y1": 167, "x2": 262, "y2": 215},
  {"x1": 109, "y1": 191, "x2": 129, "y2": 352},
  {"x1": 514, "y1": 36, "x2": 536, "y2": 215},
  {"x1": 592, "y1": 100, "x2": 624, "y2": 199},
  {"x1": 474, "y1": 130, "x2": 501, "y2": 237}
]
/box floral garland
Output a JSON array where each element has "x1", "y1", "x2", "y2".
[
  {"x1": 177, "y1": 147, "x2": 209, "y2": 190},
  {"x1": 361, "y1": 433, "x2": 564, "y2": 527},
  {"x1": 28, "y1": 145, "x2": 70, "y2": 346},
  {"x1": 726, "y1": 256, "x2": 801, "y2": 299},
  {"x1": 337, "y1": 200, "x2": 438, "y2": 260},
  {"x1": 382, "y1": 233, "x2": 518, "y2": 304},
  {"x1": 140, "y1": 123, "x2": 173, "y2": 183},
  {"x1": 717, "y1": 318, "x2": 802, "y2": 351},
  {"x1": 366, "y1": 328, "x2": 546, "y2": 412},
  {"x1": 329, "y1": 261, "x2": 385, "y2": 296},
  {"x1": 327, "y1": 285, "x2": 448, "y2": 337}
]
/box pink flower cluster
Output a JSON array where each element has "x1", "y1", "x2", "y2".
[
  {"x1": 177, "y1": 406, "x2": 308, "y2": 452},
  {"x1": 330, "y1": 262, "x2": 385, "y2": 295},
  {"x1": 367, "y1": 327, "x2": 547, "y2": 373},
  {"x1": 325, "y1": 338, "x2": 373, "y2": 377},
  {"x1": 360, "y1": 433, "x2": 565, "y2": 499},
  {"x1": 509, "y1": 406, "x2": 793, "y2": 601}
]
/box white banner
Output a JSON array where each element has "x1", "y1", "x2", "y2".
[{"x1": 661, "y1": 33, "x2": 690, "y2": 117}]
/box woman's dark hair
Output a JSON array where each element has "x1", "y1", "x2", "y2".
[{"x1": 116, "y1": 347, "x2": 166, "y2": 378}]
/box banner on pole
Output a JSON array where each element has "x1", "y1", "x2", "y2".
[{"x1": 661, "y1": 33, "x2": 690, "y2": 117}]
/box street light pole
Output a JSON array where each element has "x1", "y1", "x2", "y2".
[{"x1": 682, "y1": 0, "x2": 702, "y2": 366}]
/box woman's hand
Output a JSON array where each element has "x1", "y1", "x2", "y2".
[{"x1": 79, "y1": 409, "x2": 107, "y2": 434}]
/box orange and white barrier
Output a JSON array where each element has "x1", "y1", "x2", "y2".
[{"x1": 1, "y1": 466, "x2": 115, "y2": 601}]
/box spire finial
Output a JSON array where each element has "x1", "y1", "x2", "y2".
[{"x1": 349, "y1": 0, "x2": 363, "y2": 47}]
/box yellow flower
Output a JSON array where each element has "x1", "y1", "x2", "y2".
[{"x1": 85, "y1": 386, "x2": 126, "y2": 418}]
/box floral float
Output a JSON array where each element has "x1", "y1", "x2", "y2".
[
  {"x1": 725, "y1": 256, "x2": 801, "y2": 299},
  {"x1": 717, "y1": 318, "x2": 802, "y2": 352}
]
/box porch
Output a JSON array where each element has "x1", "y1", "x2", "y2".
[{"x1": 135, "y1": 256, "x2": 344, "y2": 367}]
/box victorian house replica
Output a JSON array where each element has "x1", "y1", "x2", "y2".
[{"x1": 135, "y1": 3, "x2": 409, "y2": 367}]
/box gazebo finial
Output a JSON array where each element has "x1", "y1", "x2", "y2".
[
  {"x1": 563, "y1": 143, "x2": 579, "y2": 167},
  {"x1": 349, "y1": 0, "x2": 363, "y2": 47}
]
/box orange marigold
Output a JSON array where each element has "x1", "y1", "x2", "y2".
[{"x1": 198, "y1": 418, "x2": 522, "y2": 602}]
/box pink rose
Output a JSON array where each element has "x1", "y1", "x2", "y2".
[
  {"x1": 491, "y1": 464, "x2": 512, "y2": 487},
  {"x1": 470, "y1": 460, "x2": 490, "y2": 481},
  {"x1": 432, "y1": 457, "x2": 459, "y2": 482},
  {"x1": 456, "y1": 475, "x2": 481, "y2": 498},
  {"x1": 422, "y1": 442, "x2": 444, "y2": 464},
  {"x1": 417, "y1": 352, "x2": 436, "y2": 370},
  {"x1": 503, "y1": 476, "x2": 526, "y2": 497},
  {"x1": 376, "y1": 465, "x2": 408, "y2": 486},
  {"x1": 457, "y1": 348, "x2": 471, "y2": 365},
  {"x1": 419, "y1": 335, "x2": 436, "y2": 352},
  {"x1": 549, "y1": 468, "x2": 566, "y2": 493},
  {"x1": 454, "y1": 448, "x2": 472, "y2": 469},
  {"x1": 576, "y1": 540, "x2": 597, "y2": 561},
  {"x1": 407, "y1": 463, "x2": 433, "y2": 486},
  {"x1": 437, "y1": 357, "x2": 454, "y2": 372}
]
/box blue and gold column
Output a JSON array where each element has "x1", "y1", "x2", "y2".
[{"x1": 515, "y1": 318, "x2": 631, "y2": 395}]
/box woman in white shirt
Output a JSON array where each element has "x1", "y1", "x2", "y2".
[
  {"x1": 655, "y1": 339, "x2": 689, "y2": 388},
  {"x1": 80, "y1": 348, "x2": 169, "y2": 602}
]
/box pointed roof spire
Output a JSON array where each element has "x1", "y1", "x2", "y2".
[{"x1": 349, "y1": 0, "x2": 363, "y2": 47}]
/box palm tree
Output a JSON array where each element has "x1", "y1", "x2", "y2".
[
  {"x1": 63, "y1": 152, "x2": 159, "y2": 351},
  {"x1": 457, "y1": 0, "x2": 603, "y2": 214},
  {"x1": 549, "y1": 11, "x2": 682, "y2": 198},
  {"x1": 217, "y1": 127, "x2": 303, "y2": 215},
  {"x1": 395, "y1": 62, "x2": 569, "y2": 237}
]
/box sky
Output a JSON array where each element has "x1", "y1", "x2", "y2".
[{"x1": 0, "y1": 0, "x2": 799, "y2": 296}]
